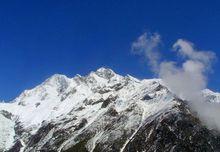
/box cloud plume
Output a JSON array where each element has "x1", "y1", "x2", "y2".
[
  {"x1": 132, "y1": 32, "x2": 220, "y2": 131},
  {"x1": 160, "y1": 39, "x2": 215, "y2": 102}
]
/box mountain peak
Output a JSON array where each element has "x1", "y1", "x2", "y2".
[
  {"x1": 46, "y1": 74, "x2": 68, "y2": 82},
  {"x1": 95, "y1": 67, "x2": 116, "y2": 78},
  {"x1": 43, "y1": 74, "x2": 70, "y2": 88},
  {"x1": 86, "y1": 67, "x2": 118, "y2": 81},
  {"x1": 96, "y1": 67, "x2": 114, "y2": 73}
]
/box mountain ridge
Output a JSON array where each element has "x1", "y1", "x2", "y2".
[{"x1": 0, "y1": 67, "x2": 220, "y2": 152}]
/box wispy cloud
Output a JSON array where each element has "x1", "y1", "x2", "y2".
[
  {"x1": 131, "y1": 32, "x2": 161, "y2": 73},
  {"x1": 173, "y1": 39, "x2": 216, "y2": 66}
]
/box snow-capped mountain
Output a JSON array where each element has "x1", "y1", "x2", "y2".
[{"x1": 0, "y1": 68, "x2": 220, "y2": 152}]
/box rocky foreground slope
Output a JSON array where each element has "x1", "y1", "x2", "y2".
[{"x1": 0, "y1": 68, "x2": 220, "y2": 152}]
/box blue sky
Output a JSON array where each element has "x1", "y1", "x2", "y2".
[{"x1": 0, "y1": 0, "x2": 220, "y2": 101}]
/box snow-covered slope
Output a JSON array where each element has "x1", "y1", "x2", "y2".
[
  {"x1": 0, "y1": 68, "x2": 220, "y2": 152},
  {"x1": 0, "y1": 111, "x2": 15, "y2": 151},
  {"x1": 202, "y1": 89, "x2": 220, "y2": 103}
]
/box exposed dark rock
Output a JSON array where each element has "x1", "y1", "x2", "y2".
[
  {"x1": 83, "y1": 98, "x2": 90, "y2": 105},
  {"x1": 62, "y1": 116, "x2": 77, "y2": 124},
  {"x1": 106, "y1": 107, "x2": 118, "y2": 117},
  {"x1": 0, "y1": 110, "x2": 13, "y2": 119},
  {"x1": 60, "y1": 88, "x2": 77, "y2": 101},
  {"x1": 8, "y1": 140, "x2": 22, "y2": 152},
  {"x1": 93, "y1": 131, "x2": 128, "y2": 152},
  {"x1": 110, "y1": 83, "x2": 124, "y2": 91},
  {"x1": 53, "y1": 106, "x2": 58, "y2": 110},
  {"x1": 40, "y1": 93, "x2": 48, "y2": 101},
  {"x1": 14, "y1": 121, "x2": 26, "y2": 136},
  {"x1": 123, "y1": 103, "x2": 220, "y2": 152},
  {"x1": 74, "y1": 118, "x2": 88, "y2": 131},
  {"x1": 98, "y1": 88, "x2": 111, "y2": 94},
  {"x1": 154, "y1": 84, "x2": 164, "y2": 92},
  {"x1": 75, "y1": 106, "x2": 85, "y2": 111},
  {"x1": 92, "y1": 98, "x2": 104, "y2": 105},
  {"x1": 84, "y1": 98, "x2": 103, "y2": 106},
  {"x1": 24, "y1": 123, "x2": 55, "y2": 151},
  {"x1": 84, "y1": 98, "x2": 105, "y2": 106},
  {"x1": 35, "y1": 102, "x2": 41, "y2": 107},
  {"x1": 62, "y1": 138, "x2": 89, "y2": 152},
  {"x1": 39, "y1": 129, "x2": 70, "y2": 152},
  {"x1": 18, "y1": 101, "x2": 26, "y2": 106},
  {"x1": 101, "y1": 95, "x2": 117, "y2": 108},
  {"x1": 141, "y1": 94, "x2": 153, "y2": 100},
  {"x1": 125, "y1": 103, "x2": 138, "y2": 112}
]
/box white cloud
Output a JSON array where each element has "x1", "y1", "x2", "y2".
[
  {"x1": 132, "y1": 32, "x2": 220, "y2": 131},
  {"x1": 173, "y1": 39, "x2": 216, "y2": 65},
  {"x1": 131, "y1": 32, "x2": 161, "y2": 72},
  {"x1": 161, "y1": 39, "x2": 216, "y2": 103}
]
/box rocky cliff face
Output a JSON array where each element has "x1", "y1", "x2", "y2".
[{"x1": 0, "y1": 68, "x2": 220, "y2": 152}]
